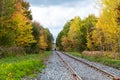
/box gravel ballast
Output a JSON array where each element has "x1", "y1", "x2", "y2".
[
  {"x1": 63, "y1": 52, "x2": 120, "y2": 77},
  {"x1": 30, "y1": 51, "x2": 120, "y2": 80},
  {"x1": 40, "y1": 51, "x2": 75, "y2": 80},
  {"x1": 58, "y1": 51, "x2": 114, "y2": 80}
]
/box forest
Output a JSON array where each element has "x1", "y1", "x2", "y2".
[
  {"x1": 0, "y1": 0, "x2": 53, "y2": 79},
  {"x1": 0, "y1": 0, "x2": 53, "y2": 57},
  {"x1": 56, "y1": 0, "x2": 120, "y2": 60},
  {"x1": 0, "y1": 0, "x2": 120, "y2": 79},
  {"x1": 56, "y1": 0, "x2": 120, "y2": 59}
]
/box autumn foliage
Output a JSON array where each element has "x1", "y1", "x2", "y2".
[
  {"x1": 56, "y1": 0, "x2": 120, "y2": 57},
  {"x1": 32, "y1": 21, "x2": 53, "y2": 51},
  {"x1": 56, "y1": 15, "x2": 97, "y2": 52},
  {"x1": 0, "y1": 0, "x2": 53, "y2": 57}
]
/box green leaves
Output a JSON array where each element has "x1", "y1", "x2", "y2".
[
  {"x1": 56, "y1": 15, "x2": 97, "y2": 52},
  {"x1": 32, "y1": 21, "x2": 53, "y2": 51},
  {"x1": 0, "y1": 52, "x2": 51, "y2": 79},
  {"x1": 89, "y1": 0, "x2": 120, "y2": 52},
  {"x1": 0, "y1": 0, "x2": 34, "y2": 47},
  {"x1": 57, "y1": 0, "x2": 120, "y2": 54},
  {"x1": 0, "y1": 0, "x2": 53, "y2": 53}
]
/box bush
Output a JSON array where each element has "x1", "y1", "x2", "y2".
[
  {"x1": 0, "y1": 47, "x2": 26, "y2": 58},
  {"x1": 0, "y1": 51, "x2": 51, "y2": 79},
  {"x1": 0, "y1": 60, "x2": 43, "y2": 79}
]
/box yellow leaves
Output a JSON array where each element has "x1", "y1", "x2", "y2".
[
  {"x1": 67, "y1": 16, "x2": 86, "y2": 51},
  {"x1": 1, "y1": 0, "x2": 53, "y2": 48},
  {"x1": 16, "y1": 32, "x2": 35, "y2": 46},
  {"x1": 39, "y1": 35, "x2": 48, "y2": 50},
  {"x1": 68, "y1": 16, "x2": 81, "y2": 41},
  {"x1": 88, "y1": 0, "x2": 120, "y2": 51},
  {"x1": 61, "y1": 36, "x2": 67, "y2": 45},
  {"x1": 32, "y1": 21, "x2": 53, "y2": 51},
  {"x1": 11, "y1": 3, "x2": 35, "y2": 47},
  {"x1": 8, "y1": 72, "x2": 12, "y2": 78}
]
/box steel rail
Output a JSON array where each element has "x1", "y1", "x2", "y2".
[
  {"x1": 60, "y1": 51, "x2": 120, "y2": 80},
  {"x1": 56, "y1": 51, "x2": 82, "y2": 80}
]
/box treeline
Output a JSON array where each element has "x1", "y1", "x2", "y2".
[
  {"x1": 32, "y1": 21, "x2": 53, "y2": 51},
  {"x1": 0, "y1": 0, "x2": 53, "y2": 57},
  {"x1": 56, "y1": 0, "x2": 120, "y2": 53}
]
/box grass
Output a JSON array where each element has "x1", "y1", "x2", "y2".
[
  {"x1": 0, "y1": 51, "x2": 52, "y2": 80},
  {"x1": 67, "y1": 52, "x2": 120, "y2": 69}
]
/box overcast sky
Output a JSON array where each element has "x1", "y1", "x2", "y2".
[{"x1": 26, "y1": 0, "x2": 100, "y2": 42}]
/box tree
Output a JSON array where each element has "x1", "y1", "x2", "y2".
[
  {"x1": 39, "y1": 35, "x2": 48, "y2": 50},
  {"x1": 0, "y1": 0, "x2": 35, "y2": 47},
  {"x1": 21, "y1": 0, "x2": 32, "y2": 20},
  {"x1": 32, "y1": 21, "x2": 53, "y2": 51},
  {"x1": 56, "y1": 15, "x2": 97, "y2": 52},
  {"x1": 67, "y1": 16, "x2": 82, "y2": 51},
  {"x1": 56, "y1": 31, "x2": 64, "y2": 50},
  {"x1": 56, "y1": 20, "x2": 71, "y2": 50},
  {"x1": 44, "y1": 28, "x2": 53, "y2": 51},
  {"x1": 0, "y1": 0, "x2": 16, "y2": 46},
  {"x1": 61, "y1": 36, "x2": 69, "y2": 51},
  {"x1": 12, "y1": 0, "x2": 35, "y2": 47},
  {"x1": 83, "y1": 15, "x2": 98, "y2": 51},
  {"x1": 92, "y1": 0, "x2": 120, "y2": 52}
]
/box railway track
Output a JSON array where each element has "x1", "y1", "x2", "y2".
[
  {"x1": 57, "y1": 51, "x2": 120, "y2": 80},
  {"x1": 56, "y1": 51, "x2": 82, "y2": 80}
]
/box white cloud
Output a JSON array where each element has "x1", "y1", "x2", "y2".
[{"x1": 30, "y1": 1, "x2": 100, "y2": 41}]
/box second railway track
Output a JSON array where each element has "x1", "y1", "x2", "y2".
[{"x1": 56, "y1": 51, "x2": 120, "y2": 80}]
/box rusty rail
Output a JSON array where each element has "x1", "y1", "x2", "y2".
[
  {"x1": 56, "y1": 51, "x2": 82, "y2": 80},
  {"x1": 61, "y1": 51, "x2": 120, "y2": 80}
]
